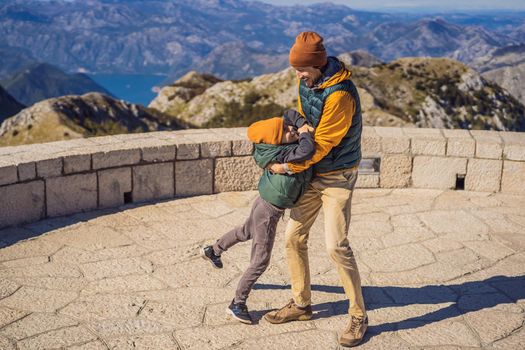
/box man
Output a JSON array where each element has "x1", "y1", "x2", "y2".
[{"x1": 263, "y1": 31, "x2": 367, "y2": 347}]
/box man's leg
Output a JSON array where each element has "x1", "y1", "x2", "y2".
[
  {"x1": 319, "y1": 168, "x2": 365, "y2": 317},
  {"x1": 285, "y1": 184, "x2": 323, "y2": 307},
  {"x1": 264, "y1": 184, "x2": 322, "y2": 324}
]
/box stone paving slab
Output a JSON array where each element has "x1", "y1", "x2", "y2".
[{"x1": 0, "y1": 189, "x2": 524, "y2": 349}]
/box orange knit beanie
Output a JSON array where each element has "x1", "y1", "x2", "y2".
[
  {"x1": 247, "y1": 117, "x2": 284, "y2": 145},
  {"x1": 289, "y1": 31, "x2": 327, "y2": 68}
]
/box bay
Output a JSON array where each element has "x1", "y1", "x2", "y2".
[{"x1": 87, "y1": 73, "x2": 168, "y2": 107}]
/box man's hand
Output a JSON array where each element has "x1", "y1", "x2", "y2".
[
  {"x1": 298, "y1": 124, "x2": 314, "y2": 134},
  {"x1": 267, "y1": 162, "x2": 287, "y2": 174}
]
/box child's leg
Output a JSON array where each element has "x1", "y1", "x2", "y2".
[
  {"x1": 234, "y1": 198, "x2": 284, "y2": 304},
  {"x1": 213, "y1": 196, "x2": 264, "y2": 255}
]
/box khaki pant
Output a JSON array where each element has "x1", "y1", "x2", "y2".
[{"x1": 285, "y1": 167, "x2": 366, "y2": 317}]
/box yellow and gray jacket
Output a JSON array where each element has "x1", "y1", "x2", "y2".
[{"x1": 286, "y1": 56, "x2": 362, "y2": 174}]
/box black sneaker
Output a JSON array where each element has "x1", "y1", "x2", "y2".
[
  {"x1": 201, "y1": 245, "x2": 223, "y2": 269},
  {"x1": 226, "y1": 299, "x2": 253, "y2": 324}
]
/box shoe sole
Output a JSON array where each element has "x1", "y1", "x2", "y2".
[
  {"x1": 339, "y1": 340, "x2": 362, "y2": 348},
  {"x1": 225, "y1": 308, "x2": 252, "y2": 324},
  {"x1": 263, "y1": 313, "x2": 312, "y2": 324},
  {"x1": 200, "y1": 247, "x2": 222, "y2": 269}
]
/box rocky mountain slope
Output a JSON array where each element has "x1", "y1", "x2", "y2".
[
  {"x1": 472, "y1": 44, "x2": 525, "y2": 104},
  {"x1": 0, "y1": 92, "x2": 186, "y2": 146},
  {"x1": 1, "y1": 63, "x2": 114, "y2": 106},
  {"x1": 149, "y1": 55, "x2": 525, "y2": 132},
  {"x1": 0, "y1": 0, "x2": 521, "y2": 80},
  {"x1": 0, "y1": 85, "x2": 25, "y2": 122}
]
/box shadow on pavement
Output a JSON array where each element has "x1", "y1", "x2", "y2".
[{"x1": 254, "y1": 275, "x2": 525, "y2": 337}]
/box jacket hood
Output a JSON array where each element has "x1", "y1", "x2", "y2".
[{"x1": 318, "y1": 57, "x2": 352, "y2": 89}]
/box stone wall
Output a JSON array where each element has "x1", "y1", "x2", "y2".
[{"x1": 1, "y1": 127, "x2": 524, "y2": 228}]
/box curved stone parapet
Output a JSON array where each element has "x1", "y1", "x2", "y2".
[{"x1": 0, "y1": 127, "x2": 524, "y2": 228}]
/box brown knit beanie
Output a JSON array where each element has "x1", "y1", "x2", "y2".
[
  {"x1": 247, "y1": 117, "x2": 284, "y2": 145},
  {"x1": 289, "y1": 31, "x2": 327, "y2": 68}
]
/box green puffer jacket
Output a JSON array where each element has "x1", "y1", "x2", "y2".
[{"x1": 253, "y1": 143, "x2": 313, "y2": 209}]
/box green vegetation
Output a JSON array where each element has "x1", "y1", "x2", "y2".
[{"x1": 203, "y1": 91, "x2": 284, "y2": 128}]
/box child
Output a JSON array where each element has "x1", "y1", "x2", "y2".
[{"x1": 201, "y1": 109, "x2": 315, "y2": 324}]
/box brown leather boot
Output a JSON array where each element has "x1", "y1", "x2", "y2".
[
  {"x1": 339, "y1": 315, "x2": 368, "y2": 347},
  {"x1": 263, "y1": 299, "x2": 312, "y2": 324}
]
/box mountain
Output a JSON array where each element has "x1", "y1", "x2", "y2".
[
  {"x1": 1, "y1": 63, "x2": 114, "y2": 106},
  {"x1": 0, "y1": 85, "x2": 24, "y2": 122},
  {"x1": 179, "y1": 42, "x2": 290, "y2": 81},
  {"x1": 149, "y1": 56, "x2": 525, "y2": 132},
  {"x1": 0, "y1": 0, "x2": 518, "y2": 80},
  {"x1": 473, "y1": 44, "x2": 525, "y2": 104},
  {"x1": 0, "y1": 45, "x2": 36, "y2": 80},
  {"x1": 0, "y1": 92, "x2": 187, "y2": 146},
  {"x1": 337, "y1": 50, "x2": 384, "y2": 68}
]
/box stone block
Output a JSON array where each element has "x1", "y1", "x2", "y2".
[
  {"x1": 176, "y1": 143, "x2": 200, "y2": 160},
  {"x1": 412, "y1": 156, "x2": 467, "y2": 189},
  {"x1": 501, "y1": 161, "x2": 525, "y2": 194},
  {"x1": 403, "y1": 127, "x2": 443, "y2": 137},
  {"x1": 141, "y1": 145, "x2": 176, "y2": 163},
  {"x1": 232, "y1": 140, "x2": 253, "y2": 156},
  {"x1": 0, "y1": 164, "x2": 18, "y2": 186},
  {"x1": 0, "y1": 181, "x2": 45, "y2": 228},
  {"x1": 63, "y1": 154, "x2": 91, "y2": 174},
  {"x1": 499, "y1": 131, "x2": 525, "y2": 161},
  {"x1": 375, "y1": 127, "x2": 410, "y2": 154},
  {"x1": 175, "y1": 159, "x2": 213, "y2": 196},
  {"x1": 36, "y1": 158, "x2": 62, "y2": 178},
  {"x1": 98, "y1": 167, "x2": 132, "y2": 208},
  {"x1": 443, "y1": 129, "x2": 475, "y2": 157},
  {"x1": 17, "y1": 162, "x2": 36, "y2": 181},
  {"x1": 470, "y1": 130, "x2": 503, "y2": 159},
  {"x1": 411, "y1": 137, "x2": 446, "y2": 156},
  {"x1": 356, "y1": 174, "x2": 379, "y2": 188},
  {"x1": 92, "y1": 149, "x2": 141, "y2": 170},
  {"x1": 380, "y1": 154, "x2": 412, "y2": 188},
  {"x1": 214, "y1": 157, "x2": 261, "y2": 192},
  {"x1": 46, "y1": 173, "x2": 97, "y2": 217},
  {"x1": 361, "y1": 127, "x2": 381, "y2": 156},
  {"x1": 132, "y1": 163, "x2": 174, "y2": 203},
  {"x1": 465, "y1": 159, "x2": 502, "y2": 192},
  {"x1": 201, "y1": 141, "x2": 232, "y2": 158}
]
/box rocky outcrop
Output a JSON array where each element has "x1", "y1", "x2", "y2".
[
  {"x1": 0, "y1": 92, "x2": 186, "y2": 146},
  {"x1": 150, "y1": 56, "x2": 525, "y2": 131}
]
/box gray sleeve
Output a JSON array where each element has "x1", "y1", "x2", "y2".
[
  {"x1": 283, "y1": 109, "x2": 307, "y2": 129},
  {"x1": 276, "y1": 132, "x2": 315, "y2": 163}
]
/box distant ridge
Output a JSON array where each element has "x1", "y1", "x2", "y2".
[
  {"x1": 0, "y1": 92, "x2": 187, "y2": 146},
  {"x1": 0, "y1": 85, "x2": 25, "y2": 122},
  {"x1": 1, "y1": 63, "x2": 115, "y2": 106}
]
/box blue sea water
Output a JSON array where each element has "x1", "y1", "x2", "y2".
[{"x1": 88, "y1": 73, "x2": 168, "y2": 106}]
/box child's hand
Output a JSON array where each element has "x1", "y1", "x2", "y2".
[
  {"x1": 267, "y1": 163, "x2": 287, "y2": 174},
  {"x1": 298, "y1": 124, "x2": 314, "y2": 134}
]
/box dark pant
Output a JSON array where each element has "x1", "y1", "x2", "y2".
[{"x1": 213, "y1": 196, "x2": 284, "y2": 304}]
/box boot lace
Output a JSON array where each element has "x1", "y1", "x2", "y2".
[{"x1": 347, "y1": 316, "x2": 365, "y2": 335}]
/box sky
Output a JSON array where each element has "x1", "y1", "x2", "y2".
[{"x1": 257, "y1": 0, "x2": 525, "y2": 12}]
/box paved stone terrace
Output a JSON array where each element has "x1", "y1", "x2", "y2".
[{"x1": 0, "y1": 189, "x2": 524, "y2": 349}]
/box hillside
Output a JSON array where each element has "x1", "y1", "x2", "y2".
[
  {"x1": 472, "y1": 44, "x2": 525, "y2": 104},
  {"x1": 0, "y1": 92, "x2": 186, "y2": 146},
  {"x1": 0, "y1": 85, "x2": 24, "y2": 122},
  {"x1": 1, "y1": 63, "x2": 114, "y2": 106},
  {"x1": 149, "y1": 56, "x2": 525, "y2": 131}
]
